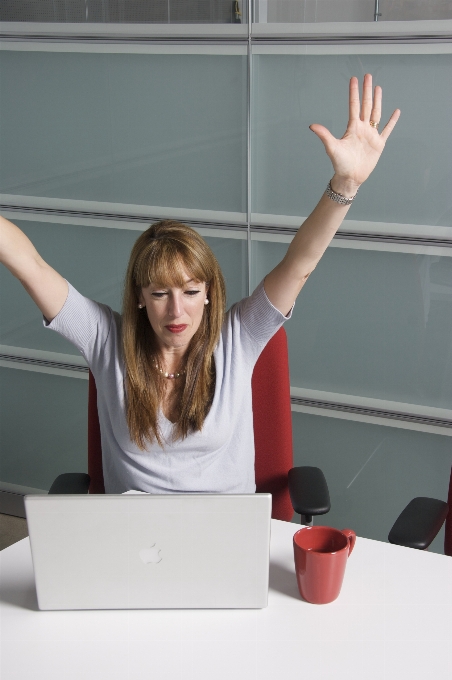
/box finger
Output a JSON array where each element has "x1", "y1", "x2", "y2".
[
  {"x1": 360, "y1": 73, "x2": 373, "y2": 122},
  {"x1": 309, "y1": 123, "x2": 337, "y2": 153},
  {"x1": 380, "y1": 109, "x2": 401, "y2": 142},
  {"x1": 349, "y1": 76, "x2": 360, "y2": 121},
  {"x1": 370, "y1": 85, "x2": 382, "y2": 125}
]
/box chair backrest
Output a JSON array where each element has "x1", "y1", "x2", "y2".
[
  {"x1": 445, "y1": 467, "x2": 452, "y2": 557},
  {"x1": 252, "y1": 327, "x2": 294, "y2": 520},
  {"x1": 87, "y1": 327, "x2": 294, "y2": 521},
  {"x1": 87, "y1": 372, "x2": 105, "y2": 494}
]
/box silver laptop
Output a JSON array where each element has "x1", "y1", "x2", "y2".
[{"x1": 24, "y1": 493, "x2": 271, "y2": 610}]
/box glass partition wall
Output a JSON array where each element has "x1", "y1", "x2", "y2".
[
  {"x1": 254, "y1": 0, "x2": 452, "y2": 24},
  {"x1": 1, "y1": 4, "x2": 451, "y2": 553}
]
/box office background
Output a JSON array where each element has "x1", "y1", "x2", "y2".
[{"x1": 0, "y1": 0, "x2": 451, "y2": 553}]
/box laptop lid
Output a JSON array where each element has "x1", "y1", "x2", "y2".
[{"x1": 24, "y1": 493, "x2": 271, "y2": 610}]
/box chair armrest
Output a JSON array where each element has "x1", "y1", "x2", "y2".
[
  {"x1": 48, "y1": 473, "x2": 91, "y2": 494},
  {"x1": 388, "y1": 497, "x2": 449, "y2": 550},
  {"x1": 288, "y1": 466, "x2": 331, "y2": 523}
]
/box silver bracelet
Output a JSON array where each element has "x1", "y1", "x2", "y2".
[{"x1": 325, "y1": 180, "x2": 358, "y2": 206}]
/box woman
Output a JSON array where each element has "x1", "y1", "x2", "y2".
[{"x1": 0, "y1": 75, "x2": 399, "y2": 494}]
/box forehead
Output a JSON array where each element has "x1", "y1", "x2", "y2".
[
  {"x1": 134, "y1": 236, "x2": 211, "y2": 288},
  {"x1": 145, "y1": 266, "x2": 203, "y2": 289}
]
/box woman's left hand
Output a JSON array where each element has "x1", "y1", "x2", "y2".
[{"x1": 310, "y1": 73, "x2": 400, "y2": 196}]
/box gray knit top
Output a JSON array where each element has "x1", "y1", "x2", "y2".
[{"x1": 45, "y1": 281, "x2": 292, "y2": 494}]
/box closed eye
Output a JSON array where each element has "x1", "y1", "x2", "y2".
[{"x1": 184, "y1": 290, "x2": 201, "y2": 296}]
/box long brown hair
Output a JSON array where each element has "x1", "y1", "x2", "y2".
[{"x1": 122, "y1": 220, "x2": 226, "y2": 449}]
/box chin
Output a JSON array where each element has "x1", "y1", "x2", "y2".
[{"x1": 164, "y1": 335, "x2": 192, "y2": 348}]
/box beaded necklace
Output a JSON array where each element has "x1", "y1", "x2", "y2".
[{"x1": 153, "y1": 360, "x2": 186, "y2": 380}]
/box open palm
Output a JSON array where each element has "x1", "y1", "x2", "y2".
[{"x1": 310, "y1": 74, "x2": 400, "y2": 191}]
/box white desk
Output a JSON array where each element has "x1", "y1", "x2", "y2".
[{"x1": 1, "y1": 519, "x2": 452, "y2": 680}]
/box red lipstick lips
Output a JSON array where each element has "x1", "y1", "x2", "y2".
[{"x1": 165, "y1": 324, "x2": 188, "y2": 333}]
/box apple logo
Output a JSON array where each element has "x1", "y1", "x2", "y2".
[{"x1": 139, "y1": 543, "x2": 162, "y2": 565}]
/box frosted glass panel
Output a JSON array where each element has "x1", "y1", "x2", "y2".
[
  {"x1": 292, "y1": 411, "x2": 452, "y2": 555},
  {"x1": 252, "y1": 53, "x2": 452, "y2": 227},
  {"x1": 256, "y1": 0, "x2": 374, "y2": 23},
  {"x1": 252, "y1": 239, "x2": 452, "y2": 410},
  {"x1": 0, "y1": 0, "x2": 247, "y2": 24},
  {"x1": 255, "y1": 0, "x2": 452, "y2": 23},
  {"x1": 0, "y1": 366, "x2": 88, "y2": 490},
  {"x1": 0, "y1": 220, "x2": 248, "y2": 354},
  {"x1": 0, "y1": 50, "x2": 247, "y2": 214}
]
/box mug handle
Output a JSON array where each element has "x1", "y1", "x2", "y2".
[{"x1": 341, "y1": 529, "x2": 356, "y2": 556}]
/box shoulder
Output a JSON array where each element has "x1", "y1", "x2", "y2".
[
  {"x1": 46, "y1": 282, "x2": 116, "y2": 327},
  {"x1": 45, "y1": 281, "x2": 121, "y2": 355},
  {"x1": 220, "y1": 280, "x2": 293, "y2": 355},
  {"x1": 229, "y1": 279, "x2": 293, "y2": 330}
]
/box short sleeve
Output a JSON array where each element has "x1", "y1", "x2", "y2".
[
  {"x1": 44, "y1": 282, "x2": 118, "y2": 367},
  {"x1": 229, "y1": 279, "x2": 294, "y2": 355}
]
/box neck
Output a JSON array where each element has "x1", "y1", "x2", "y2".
[{"x1": 157, "y1": 350, "x2": 186, "y2": 374}]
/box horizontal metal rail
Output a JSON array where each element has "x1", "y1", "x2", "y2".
[
  {"x1": 252, "y1": 35, "x2": 452, "y2": 45},
  {"x1": 251, "y1": 223, "x2": 452, "y2": 249},
  {"x1": 0, "y1": 353, "x2": 89, "y2": 374},
  {"x1": 1, "y1": 352, "x2": 450, "y2": 430},
  {"x1": 1, "y1": 33, "x2": 452, "y2": 46},
  {"x1": 0, "y1": 33, "x2": 247, "y2": 44},
  {"x1": 0, "y1": 203, "x2": 246, "y2": 234},
  {"x1": 3, "y1": 203, "x2": 452, "y2": 247},
  {"x1": 291, "y1": 395, "x2": 452, "y2": 430}
]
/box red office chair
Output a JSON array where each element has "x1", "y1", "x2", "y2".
[
  {"x1": 49, "y1": 328, "x2": 330, "y2": 523},
  {"x1": 388, "y1": 468, "x2": 452, "y2": 555}
]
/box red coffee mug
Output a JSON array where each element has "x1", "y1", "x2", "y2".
[{"x1": 293, "y1": 526, "x2": 356, "y2": 604}]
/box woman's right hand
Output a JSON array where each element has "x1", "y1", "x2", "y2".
[
  {"x1": 0, "y1": 215, "x2": 68, "y2": 322},
  {"x1": 309, "y1": 74, "x2": 400, "y2": 195}
]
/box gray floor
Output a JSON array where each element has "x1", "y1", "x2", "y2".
[{"x1": 0, "y1": 513, "x2": 29, "y2": 551}]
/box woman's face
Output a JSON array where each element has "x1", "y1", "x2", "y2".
[{"x1": 139, "y1": 268, "x2": 209, "y2": 354}]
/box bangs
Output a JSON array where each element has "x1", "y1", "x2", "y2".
[{"x1": 133, "y1": 238, "x2": 210, "y2": 289}]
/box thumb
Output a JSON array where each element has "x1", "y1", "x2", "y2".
[{"x1": 309, "y1": 124, "x2": 337, "y2": 153}]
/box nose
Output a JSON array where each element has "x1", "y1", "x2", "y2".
[{"x1": 167, "y1": 291, "x2": 183, "y2": 318}]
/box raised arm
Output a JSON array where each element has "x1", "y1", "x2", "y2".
[
  {"x1": 0, "y1": 215, "x2": 68, "y2": 321},
  {"x1": 264, "y1": 74, "x2": 400, "y2": 315}
]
